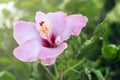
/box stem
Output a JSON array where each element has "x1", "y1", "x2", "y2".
[
  {"x1": 64, "y1": 58, "x2": 86, "y2": 74},
  {"x1": 60, "y1": 70, "x2": 64, "y2": 80},
  {"x1": 43, "y1": 66, "x2": 56, "y2": 80},
  {"x1": 54, "y1": 64, "x2": 58, "y2": 77},
  {"x1": 69, "y1": 68, "x2": 81, "y2": 74}
]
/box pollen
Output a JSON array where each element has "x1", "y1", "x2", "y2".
[{"x1": 39, "y1": 21, "x2": 51, "y2": 37}]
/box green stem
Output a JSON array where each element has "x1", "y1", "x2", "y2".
[
  {"x1": 64, "y1": 58, "x2": 86, "y2": 74},
  {"x1": 54, "y1": 64, "x2": 58, "y2": 77},
  {"x1": 60, "y1": 70, "x2": 64, "y2": 80},
  {"x1": 43, "y1": 66, "x2": 56, "y2": 80}
]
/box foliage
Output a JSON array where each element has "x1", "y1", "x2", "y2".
[{"x1": 0, "y1": 0, "x2": 120, "y2": 80}]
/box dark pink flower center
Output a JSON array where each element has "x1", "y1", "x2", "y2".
[
  {"x1": 42, "y1": 34, "x2": 57, "y2": 48},
  {"x1": 38, "y1": 21, "x2": 57, "y2": 48}
]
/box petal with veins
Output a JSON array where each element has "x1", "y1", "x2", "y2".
[
  {"x1": 39, "y1": 42, "x2": 67, "y2": 59},
  {"x1": 47, "y1": 12, "x2": 67, "y2": 35},
  {"x1": 61, "y1": 14, "x2": 88, "y2": 41},
  {"x1": 14, "y1": 21, "x2": 39, "y2": 45},
  {"x1": 35, "y1": 11, "x2": 51, "y2": 31},
  {"x1": 13, "y1": 38, "x2": 41, "y2": 62},
  {"x1": 41, "y1": 57, "x2": 56, "y2": 66}
]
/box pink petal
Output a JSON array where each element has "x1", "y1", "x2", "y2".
[
  {"x1": 35, "y1": 11, "x2": 51, "y2": 30},
  {"x1": 61, "y1": 14, "x2": 88, "y2": 41},
  {"x1": 14, "y1": 21, "x2": 39, "y2": 45},
  {"x1": 39, "y1": 42, "x2": 67, "y2": 59},
  {"x1": 41, "y1": 57, "x2": 56, "y2": 66},
  {"x1": 47, "y1": 12, "x2": 67, "y2": 35},
  {"x1": 13, "y1": 38, "x2": 41, "y2": 62}
]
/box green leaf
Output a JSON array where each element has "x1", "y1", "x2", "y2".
[
  {"x1": 0, "y1": 71, "x2": 16, "y2": 80},
  {"x1": 106, "y1": 2, "x2": 120, "y2": 23},
  {"x1": 84, "y1": 67, "x2": 92, "y2": 80},
  {"x1": 94, "y1": 20, "x2": 108, "y2": 39},
  {"x1": 91, "y1": 68, "x2": 105, "y2": 80}
]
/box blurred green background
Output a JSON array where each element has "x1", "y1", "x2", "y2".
[{"x1": 0, "y1": 0, "x2": 120, "y2": 80}]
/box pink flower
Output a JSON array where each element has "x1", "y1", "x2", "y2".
[{"x1": 13, "y1": 11, "x2": 88, "y2": 66}]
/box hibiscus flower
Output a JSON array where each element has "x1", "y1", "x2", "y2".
[{"x1": 13, "y1": 11, "x2": 88, "y2": 66}]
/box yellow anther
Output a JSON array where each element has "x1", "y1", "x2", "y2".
[{"x1": 39, "y1": 21, "x2": 51, "y2": 37}]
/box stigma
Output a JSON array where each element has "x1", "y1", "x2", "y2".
[{"x1": 39, "y1": 21, "x2": 51, "y2": 38}]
